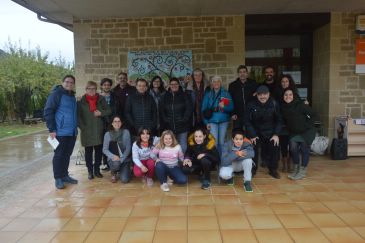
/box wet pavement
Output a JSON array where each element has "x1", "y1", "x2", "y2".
[{"x1": 0, "y1": 132, "x2": 365, "y2": 242}]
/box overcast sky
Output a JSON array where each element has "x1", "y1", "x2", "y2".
[{"x1": 0, "y1": 1, "x2": 74, "y2": 63}]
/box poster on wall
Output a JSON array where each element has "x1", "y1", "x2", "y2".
[
  {"x1": 128, "y1": 50, "x2": 193, "y2": 83},
  {"x1": 355, "y1": 39, "x2": 365, "y2": 74}
]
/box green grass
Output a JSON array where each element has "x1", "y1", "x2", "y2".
[{"x1": 0, "y1": 122, "x2": 47, "y2": 139}]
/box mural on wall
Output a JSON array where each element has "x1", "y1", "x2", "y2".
[{"x1": 128, "y1": 50, "x2": 193, "y2": 83}]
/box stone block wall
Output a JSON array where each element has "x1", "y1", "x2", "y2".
[{"x1": 73, "y1": 16, "x2": 245, "y2": 94}]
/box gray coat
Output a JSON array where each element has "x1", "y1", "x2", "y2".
[{"x1": 221, "y1": 140, "x2": 255, "y2": 167}]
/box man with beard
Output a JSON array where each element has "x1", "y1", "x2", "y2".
[
  {"x1": 113, "y1": 72, "x2": 136, "y2": 117},
  {"x1": 263, "y1": 66, "x2": 278, "y2": 98}
]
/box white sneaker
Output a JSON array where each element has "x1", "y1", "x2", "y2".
[
  {"x1": 146, "y1": 177, "x2": 154, "y2": 187},
  {"x1": 160, "y1": 183, "x2": 170, "y2": 192},
  {"x1": 100, "y1": 164, "x2": 107, "y2": 169}
]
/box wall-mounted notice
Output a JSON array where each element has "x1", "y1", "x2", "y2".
[
  {"x1": 128, "y1": 50, "x2": 193, "y2": 82},
  {"x1": 356, "y1": 39, "x2": 365, "y2": 74}
]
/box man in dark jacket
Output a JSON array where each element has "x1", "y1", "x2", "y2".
[
  {"x1": 124, "y1": 78, "x2": 157, "y2": 136},
  {"x1": 160, "y1": 78, "x2": 193, "y2": 152},
  {"x1": 229, "y1": 65, "x2": 257, "y2": 131},
  {"x1": 244, "y1": 85, "x2": 282, "y2": 179},
  {"x1": 263, "y1": 66, "x2": 280, "y2": 99},
  {"x1": 44, "y1": 75, "x2": 78, "y2": 189},
  {"x1": 113, "y1": 72, "x2": 136, "y2": 117}
]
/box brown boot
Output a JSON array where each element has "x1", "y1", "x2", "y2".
[{"x1": 281, "y1": 157, "x2": 287, "y2": 172}]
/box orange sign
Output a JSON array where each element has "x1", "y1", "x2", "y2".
[{"x1": 356, "y1": 39, "x2": 365, "y2": 73}]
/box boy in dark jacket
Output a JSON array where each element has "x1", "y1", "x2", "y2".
[{"x1": 219, "y1": 130, "x2": 255, "y2": 192}]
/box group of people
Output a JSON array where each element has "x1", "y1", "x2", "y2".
[{"x1": 44, "y1": 65, "x2": 318, "y2": 193}]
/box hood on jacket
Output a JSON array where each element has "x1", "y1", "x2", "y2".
[{"x1": 188, "y1": 133, "x2": 216, "y2": 150}]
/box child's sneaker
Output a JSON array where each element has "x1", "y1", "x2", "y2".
[
  {"x1": 146, "y1": 177, "x2": 154, "y2": 187},
  {"x1": 160, "y1": 183, "x2": 170, "y2": 192},
  {"x1": 243, "y1": 181, "x2": 253, "y2": 192},
  {"x1": 201, "y1": 180, "x2": 211, "y2": 190},
  {"x1": 226, "y1": 178, "x2": 234, "y2": 186}
]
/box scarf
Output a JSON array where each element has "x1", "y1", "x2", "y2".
[{"x1": 85, "y1": 94, "x2": 99, "y2": 112}]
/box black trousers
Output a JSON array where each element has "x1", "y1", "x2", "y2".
[
  {"x1": 182, "y1": 157, "x2": 215, "y2": 181},
  {"x1": 53, "y1": 136, "x2": 77, "y2": 179},
  {"x1": 85, "y1": 144, "x2": 103, "y2": 173},
  {"x1": 253, "y1": 137, "x2": 280, "y2": 174}
]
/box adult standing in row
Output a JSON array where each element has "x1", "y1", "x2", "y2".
[
  {"x1": 124, "y1": 78, "x2": 157, "y2": 136},
  {"x1": 202, "y1": 75, "x2": 233, "y2": 155},
  {"x1": 149, "y1": 76, "x2": 166, "y2": 136},
  {"x1": 78, "y1": 81, "x2": 111, "y2": 180},
  {"x1": 229, "y1": 65, "x2": 258, "y2": 131},
  {"x1": 160, "y1": 78, "x2": 192, "y2": 153},
  {"x1": 44, "y1": 75, "x2": 78, "y2": 189},
  {"x1": 113, "y1": 72, "x2": 136, "y2": 118},
  {"x1": 263, "y1": 66, "x2": 277, "y2": 95},
  {"x1": 245, "y1": 85, "x2": 282, "y2": 179}
]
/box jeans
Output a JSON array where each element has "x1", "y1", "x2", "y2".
[
  {"x1": 155, "y1": 162, "x2": 187, "y2": 185},
  {"x1": 253, "y1": 137, "x2": 280, "y2": 173},
  {"x1": 53, "y1": 136, "x2": 77, "y2": 179},
  {"x1": 279, "y1": 135, "x2": 290, "y2": 158},
  {"x1": 208, "y1": 121, "x2": 229, "y2": 155},
  {"x1": 85, "y1": 144, "x2": 103, "y2": 173},
  {"x1": 109, "y1": 158, "x2": 132, "y2": 183},
  {"x1": 176, "y1": 132, "x2": 188, "y2": 153},
  {"x1": 133, "y1": 159, "x2": 155, "y2": 178},
  {"x1": 290, "y1": 140, "x2": 311, "y2": 167},
  {"x1": 219, "y1": 158, "x2": 253, "y2": 182}
]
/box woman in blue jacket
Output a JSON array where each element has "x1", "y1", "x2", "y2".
[{"x1": 201, "y1": 75, "x2": 234, "y2": 155}]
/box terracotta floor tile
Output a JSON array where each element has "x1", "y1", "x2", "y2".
[
  {"x1": 264, "y1": 194, "x2": 293, "y2": 204},
  {"x1": 61, "y1": 218, "x2": 98, "y2": 231},
  {"x1": 350, "y1": 201, "x2": 365, "y2": 212},
  {"x1": 255, "y1": 185, "x2": 282, "y2": 194},
  {"x1": 188, "y1": 195, "x2": 213, "y2": 205},
  {"x1": 287, "y1": 228, "x2": 330, "y2": 243},
  {"x1": 215, "y1": 205, "x2": 244, "y2": 215},
  {"x1": 84, "y1": 232, "x2": 121, "y2": 243},
  {"x1": 159, "y1": 206, "x2": 187, "y2": 216},
  {"x1": 320, "y1": 227, "x2": 365, "y2": 243},
  {"x1": 17, "y1": 232, "x2": 57, "y2": 243},
  {"x1": 287, "y1": 192, "x2": 318, "y2": 202},
  {"x1": 312, "y1": 192, "x2": 344, "y2": 201},
  {"x1": 119, "y1": 231, "x2": 154, "y2": 243},
  {"x1": 156, "y1": 216, "x2": 187, "y2": 230},
  {"x1": 18, "y1": 207, "x2": 54, "y2": 218},
  {"x1": 303, "y1": 184, "x2": 330, "y2": 192},
  {"x1": 124, "y1": 217, "x2": 157, "y2": 231},
  {"x1": 47, "y1": 206, "x2": 80, "y2": 218},
  {"x1": 213, "y1": 195, "x2": 240, "y2": 205},
  {"x1": 210, "y1": 186, "x2": 236, "y2": 195},
  {"x1": 254, "y1": 228, "x2": 293, "y2": 243},
  {"x1": 75, "y1": 207, "x2": 106, "y2": 217},
  {"x1": 102, "y1": 206, "x2": 133, "y2": 217},
  {"x1": 307, "y1": 213, "x2": 346, "y2": 227},
  {"x1": 354, "y1": 227, "x2": 365, "y2": 238},
  {"x1": 218, "y1": 215, "x2": 251, "y2": 230},
  {"x1": 50, "y1": 232, "x2": 88, "y2": 243},
  {"x1": 278, "y1": 184, "x2": 306, "y2": 193},
  {"x1": 93, "y1": 217, "x2": 127, "y2": 231},
  {"x1": 130, "y1": 206, "x2": 160, "y2": 217},
  {"x1": 109, "y1": 196, "x2": 138, "y2": 206},
  {"x1": 243, "y1": 203, "x2": 274, "y2": 215},
  {"x1": 83, "y1": 197, "x2": 112, "y2": 207},
  {"x1": 0, "y1": 218, "x2": 13, "y2": 229},
  {"x1": 336, "y1": 192, "x2": 365, "y2": 201},
  {"x1": 153, "y1": 230, "x2": 187, "y2": 243},
  {"x1": 296, "y1": 202, "x2": 331, "y2": 213},
  {"x1": 188, "y1": 216, "x2": 219, "y2": 230},
  {"x1": 1, "y1": 218, "x2": 39, "y2": 231},
  {"x1": 336, "y1": 212, "x2": 365, "y2": 227},
  {"x1": 188, "y1": 205, "x2": 216, "y2": 216},
  {"x1": 247, "y1": 214, "x2": 283, "y2": 229},
  {"x1": 32, "y1": 218, "x2": 70, "y2": 231},
  {"x1": 187, "y1": 186, "x2": 212, "y2": 196},
  {"x1": 221, "y1": 229, "x2": 257, "y2": 243},
  {"x1": 269, "y1": 203, "x2": 303, "y2": 214},
  {"x1": 162, "y1": 196, "x2": 188, "y2": 206},
  {"x1": 188, "y1": 230, "x2": 222, "y2": 243},
  {"x1": 135, "y1": 195, "x2": 162, "y2": 206},
  {"x1": 322, "y1": 201, "x2": 360, "y2": 213},
  {"x1": 0, "y1": 231, "x2": 26, "y2": 243},
  {"x1": 277, "y1": 214, "x2": 315, "y2": 228},
  {"x1": 238, "y1": 193, "x2": 265, "y2": 203}
]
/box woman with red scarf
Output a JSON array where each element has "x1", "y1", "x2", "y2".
[{"x1": 78, "y1": 81, "x2": 111, "y2": 180}]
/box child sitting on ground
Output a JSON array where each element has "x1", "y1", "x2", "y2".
[{"x1": 219, "y1": 129, "x2": 255, "y2": 192}]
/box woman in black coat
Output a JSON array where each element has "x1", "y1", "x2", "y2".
[
  {"x1": 281, "y1": 88, "x2": 318, "y2": 181},
  {"x1": 160, "y1": 78, "x2": 193, "y2": 152},
  {"x1": 183, "y1": 127, "x2": 220, "y2": 189}
]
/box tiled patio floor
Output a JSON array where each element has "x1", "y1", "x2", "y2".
[{"x1": 1, "y1": 154, "x2": 365, "y2": 243}]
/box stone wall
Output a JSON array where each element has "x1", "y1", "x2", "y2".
[{"x1": 73, "y1": 16, "x2": 245, "y2": 94}]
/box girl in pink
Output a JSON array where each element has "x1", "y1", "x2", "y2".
[
  {"x1": 152, "y1": 130, "x2": 187, "y2": 192},
  {"x1": 132, "y1": 128, "x2": 155, "y2": 186}
]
